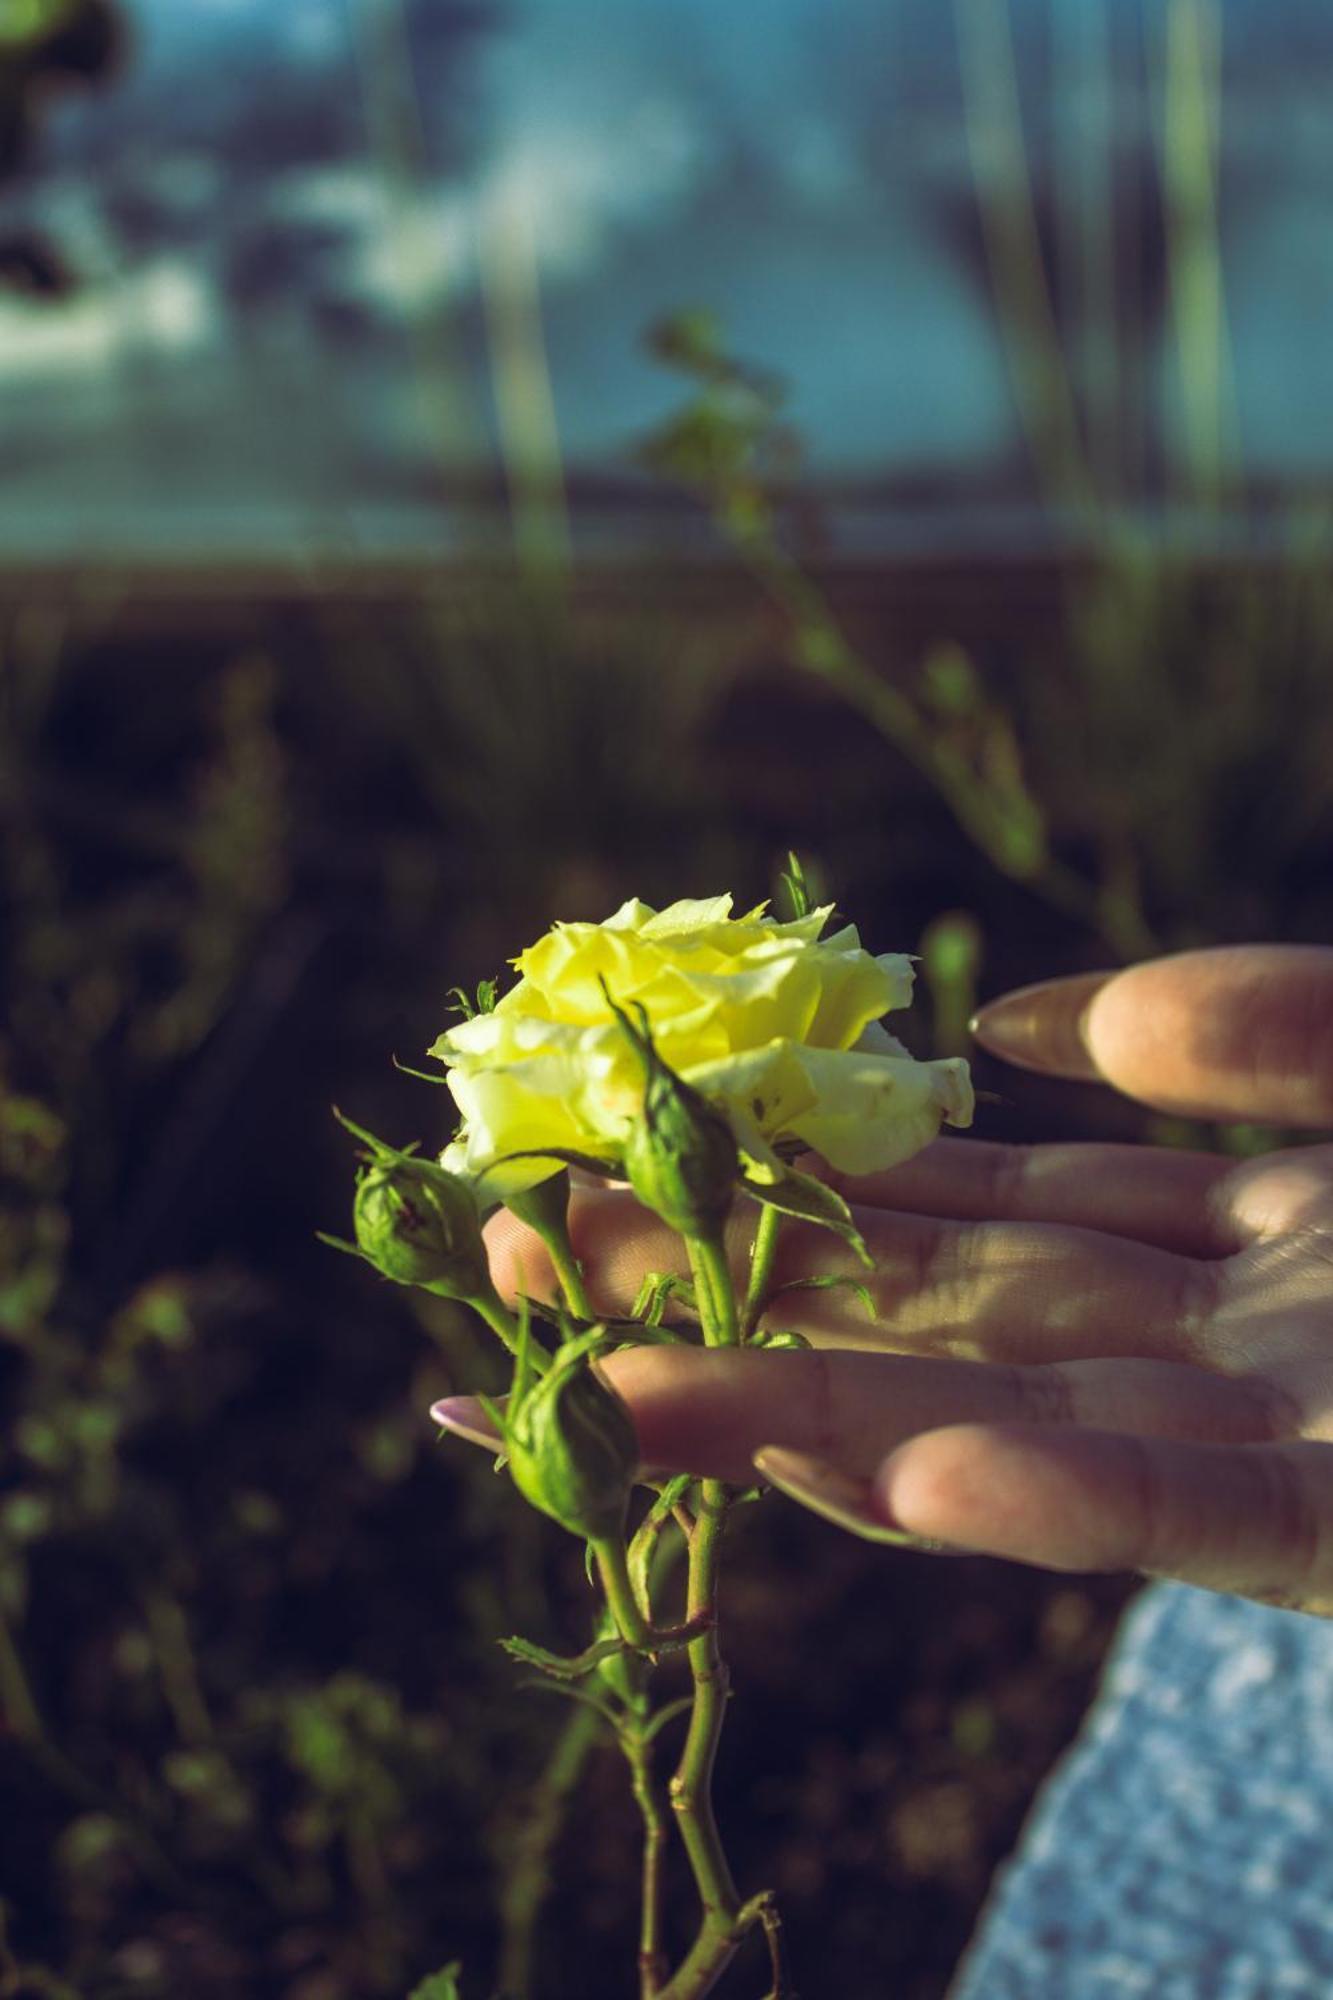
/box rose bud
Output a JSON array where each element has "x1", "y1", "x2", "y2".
[
  {"x1": 353, "y1": 1153, "x2": 490, "y2": 1300},
  {"x1": 608, "y1": 992, "x2": 739, "y2": 1239},
  {"x1": 506, "y1": 1347, "x2": 639, "y2": 1542}
]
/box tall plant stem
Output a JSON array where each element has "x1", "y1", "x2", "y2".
[
  {"x1": 740, "y1": 1205, "x2": 782, "y2": 1340},
  {"x1": 668, "y1": 1481, "x2": 737, "y2": 1930},
  {"x1": 661, "y1": 1230, "x2": 751, "y2": 1995}
]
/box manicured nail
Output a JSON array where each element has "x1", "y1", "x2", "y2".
[
  {"x1": 431, "y1": 1396, "x2": 502, "y2": 1449},
  {"x1": 752, "y1": 1448, "x2": 965, "y2": 1554},
  {"x1": 969, "y1": 970, "x2": 1116, "y2": 1082}
]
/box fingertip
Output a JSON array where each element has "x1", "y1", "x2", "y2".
[
  {"x1": 878, "y1": 1424, "x2": 1140, "y2": 1573},
  {"x1": 482, "y1": 1208, "x2": 558, "y2": 1305}
]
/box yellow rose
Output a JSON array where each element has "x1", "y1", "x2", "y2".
[{"x1": 430, "y1": 895, "x2": 973, "y2": 1197}]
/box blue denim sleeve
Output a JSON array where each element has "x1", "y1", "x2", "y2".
[{"x1": 947, "y1": 1582, "x2": 1333, "y2": 1999}]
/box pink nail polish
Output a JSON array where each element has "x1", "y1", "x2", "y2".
[{"x1": 431, "y1": 1396, "x2": 501, "y2": 1447}]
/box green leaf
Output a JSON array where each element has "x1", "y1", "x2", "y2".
[
  {"x1": 630, "y1": 1271, "x2": 698, "y2": 1328},
  {"x1": 628, "y1": 1474, "x2": 692, "y2": 1610},
  {"x1": 408, "y1": 1965, "x2": 464, "y2": 2000},
  {"x1": 739, "y1": 1169, "x2": 874, "y2": 1269},
  {"x1": 500, "y1": 1633, "x2": 628, "y2": 1682},
  {"x1": 446, "y1": 980, "x2": 497, "y2": 1020},
  {"x1": 766, "y1": 1273, "x2": 877, "y2": 1321}
]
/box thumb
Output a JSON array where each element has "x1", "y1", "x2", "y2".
[{"x1": 971, "y1": 945, "x2": 1333, "y2": 1126}]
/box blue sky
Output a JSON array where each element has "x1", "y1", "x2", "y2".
[{"x1": 0, "y1": 0, "x2": 1330, "y2": 556}]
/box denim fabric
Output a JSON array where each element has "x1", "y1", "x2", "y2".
[{"x1": 948, "y1": 1583, "x2": 1333, "y2": 1999}]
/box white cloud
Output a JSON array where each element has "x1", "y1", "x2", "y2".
[{"x1": 0, "y1": 257, "x2": 219, "y2": 386}]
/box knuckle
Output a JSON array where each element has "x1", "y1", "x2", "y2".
[
  {"x1": 1007, "y1": 1365, "x2": 1076, "y2": 1427},
  {"x1": 1253, "y1": 1449, "x2": 1325, "y2": 1600}
]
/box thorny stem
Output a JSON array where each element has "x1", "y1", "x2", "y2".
[
  {"x1": 740, "y1": 1204, "x2": 783, "y2": 1341},
  {"x1": 657, "y1": 1229, "x2": 764, "y2": 1995},
  {"x1": 669, "y1": 1481, "x2": 737, "y2": 1927},
  {"x1": 657, "y1": 1890, "x2": 793, "y2": 2000}
]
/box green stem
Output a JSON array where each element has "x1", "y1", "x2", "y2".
[
  {"x1": 546, "y1": 1232, "x2": 596, "y2": 1321},
  {"x1": 623, "y1": 1726, "x2": 669, "y2": 1997},
  {"x1": 663, "y1": 1481, "x2": 738, "y2": 1981},
  {"x1": 740, "y1": 1204, "x2": 783, "y2": 1341},
  {"x1": 468, "y1": 1282, "x2": 531, "y2": 1362},
  {"x1": 684, "y1": 1233, "x2": 739, "y2": 1349},
  {"x1": 591, "y1": 1537, "x2": 652, "y2": 1651},
  {"x1": 657, "y1": 1891, "x2": 786, "y2": 2000}
]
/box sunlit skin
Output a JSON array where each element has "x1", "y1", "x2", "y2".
[{"x1": 440, "y1": 946, "x2": 1333, "y2": 1616}]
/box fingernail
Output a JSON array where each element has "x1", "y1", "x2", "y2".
[
  {"x1": 431, "y1": 1396, "x2": 502, "y2": 1449},
  {"x1": 752, "y1": 1448, "x2": 966, "y2": 1554},
  {"x1": 969, "y1": 970, "x2": 1116, "y2": 1082}
]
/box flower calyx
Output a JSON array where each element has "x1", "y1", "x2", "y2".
[{"x1": 323, "y1": 1110, "x2": 491, "y2": 1303}]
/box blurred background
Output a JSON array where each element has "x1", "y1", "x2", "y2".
[{"x1": 3, "y1": 1, "x2": 1333, "y2": 1995}]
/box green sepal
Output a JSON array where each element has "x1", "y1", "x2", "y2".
[
  {"x1": 500, "y1": 1632, "x2": 628, "y2": 1682},
  {"x1": 765, "y1": 1273, "x2": 877, "y2": 1320},
  {"x1": 391, "y1": 1054, "x2": 449, "y2": 1086},
  {"x1": 750, "y1": 1329, "x2": 813, "y2": 1351},
  {"x1": 315, "y1": 1230, "x2": 369, "y2": 1263},
  {"x1": 331, "y1": 1107, "x2": 420, "y2": 1159},
  {"x1": 738, "y1": 1167, "x2": 874, "y2": 1269},
  {"x1": 447, "y1": 979, "x2": 497, "y2": 1019}
]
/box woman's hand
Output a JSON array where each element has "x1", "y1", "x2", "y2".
[{"x1": 442, "y1": 946, "x2": 1333, "y2": 1613}]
